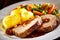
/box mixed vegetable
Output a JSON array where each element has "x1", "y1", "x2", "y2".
[
  {"x1": 23, "y1": 3, "x2": 58, "y2": 15},
  {"x1": 2, "y1": 3, "x2": 59, "y2": 29}
]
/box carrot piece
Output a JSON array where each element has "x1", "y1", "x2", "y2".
[
  {"x1": 33, "y1": 11, "x2": 42, "y2": 15},
  {"x1": 41, "y1": 4, "x2": 46, "y2": 8},
  {"x1": 48, "y1": 4, "x2": 55, "y2": 14},
  {"x1": 44, "y1": 6, "x2": 49, "y2": 11},
  {"x1": 27, "y1": 4, "x2": 32, "y2": 11}
]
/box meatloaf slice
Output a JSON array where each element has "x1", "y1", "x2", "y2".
[
  {"x1": 37, "y1": 14, "x2": 59, "y2": 32},
  {"x1": 12, "y1": 16, "x2": 42, "y2": 38}
]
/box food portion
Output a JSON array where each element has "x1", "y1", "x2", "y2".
[
  {"x1": 37, "y1": 14, "x2": 58, "y2": 32},
  {"x1": 3, "y1": 8, "x2": 34, "y2": 29},
  {"x1": 2, "y1": 15, "x2": 21, "y2": 29},
  {"x1": 12, "y1": 16, "x2": 42, "y2": 38},
  {"x1": 24, "y1": 3, "x2": 58, "y2": 15},
  {"x1": 2, "y1": 3, "x2": 59, "y2": 38},
  {"x1": 20, "y1": 8, "x2": 34, "y2": 22}
]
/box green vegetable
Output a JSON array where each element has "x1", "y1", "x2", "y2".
[
  {"x1": 24, "y1": 5, "x2": 27, "y2": 9},
  {"x1": 42, "y1": 11, "x2": 47, "y2": 15},
  {"x1": 39, "y1": 8, "x2": 43, "y2": 12},
  {"x1": 32, "y1": 8, "x2": 43, "y2": 12},
  {"x1": 39, "y1": 4, "x2": 41, "y2": 6},
  {"x1": 52, "y1": 9, "x2": 58, "y2": 15},
  {"x1": 34, "y1": 4, "x2": 42, "y2": 8},
  {"x1": 39, "y1": 4, "x2": 42, "y2": 8},
  {"x1": 45, "y1": 10, "x2": 48, "y2": 13},
  {"x1": 34, "y1": 4, "x2": 39, "y2": 8},
  {"x1": 46, "y1": 3, "x2": 50, "y2": 7}
]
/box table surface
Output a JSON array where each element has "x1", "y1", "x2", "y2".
[
  {"x1": 0, "y1": 0, "x2": 25, "y2": 10},
  {"x1": 0, "y1": 0, "x2": 60, "y2": 40}
]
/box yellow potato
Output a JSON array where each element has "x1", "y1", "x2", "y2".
[
  {"x1": 2, "y1": 15, "x2": 21, "y2": 29},
  {"x1": 2, "y1": 8, "x2": 34, "y2": 29},
  {"x1": 11, "y1": 8, "x2": 20, "y2": 16},
  {"x1": 20, "y1": 8, "x2": 34, "y2": 22}
]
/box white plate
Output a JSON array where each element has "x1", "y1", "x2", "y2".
[{"x1": 0, "y1": 0, "x2": 60, "y2": 40}]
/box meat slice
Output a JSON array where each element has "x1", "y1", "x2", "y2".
[
  {"x1": 37, "y1": 14, "x2": 59, "y2": 32},
  {"x1": 12, "y1": 16, "x2": 42, "y2": 38}
]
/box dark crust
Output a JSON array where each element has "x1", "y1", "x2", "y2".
[{"x1": 6, "y1": 27, "x2": 14, "y2": 35}]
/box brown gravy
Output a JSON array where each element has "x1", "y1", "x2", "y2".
[
  {"x1": 25, "y1": 30, "x2": 46, "y2": 38},
  {"x1": 25, "y1": 21, "x2": 59, "y2": 38}
]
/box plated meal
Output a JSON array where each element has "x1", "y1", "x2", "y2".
[{"x1": 1, "y1": 3, "x2": 60, "y2": 38}]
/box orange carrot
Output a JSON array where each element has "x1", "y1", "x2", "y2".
[
  {"x1": 48, "y1": 4, "x2": 55, "y2": 14},
  {"x1": 33, "y1": 11, "x2": 42, "y2": 15},
  {"x1": 27, "y1": 4, "x2": 32, "y2": 11},
  {"x1": 44, "y1": 6, "x2": 49, "y2": 11},
  {"x1": 41, "y1": 4, "x2": 46, "y2": 8}
]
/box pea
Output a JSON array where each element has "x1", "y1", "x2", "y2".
[
  {"x1": 45, "y1": 10, "x2": 48, "y2": 13},
  {"x1": 42, "y1": 11, "x2": 47, "y2": 15},
  {"x1": 39, "y1": 4, "x2": 41, "y2": 6},
  {"x1": 46, "y1": 3, "x2": 50, "y2": 7}
]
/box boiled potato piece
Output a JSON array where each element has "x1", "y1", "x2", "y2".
[
  {"x1": 20, "y1": 8, "x2": 34, "y2": 22},
  {"x1": 2, "y1": 15, "x2": 21, "y2": 29},
  {"x1": 10, "y1": 8, "x2": 22, "y2": 24},
  {"x1": 11, "y1": 8, "x2": 20, "y2": 16},
  {"x1": 2, "y1": 8, "x2": 34, "y2": 29}
]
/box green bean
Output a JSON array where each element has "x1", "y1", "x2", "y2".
[{"x1": 32, "y1": 7, "x2": 43, "y2": 12}]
